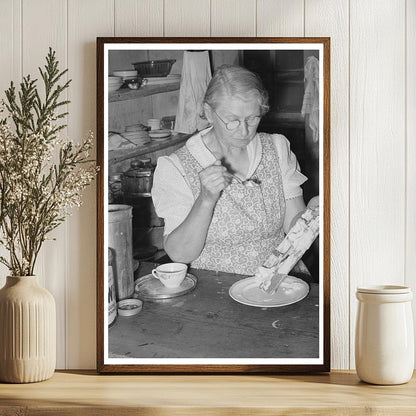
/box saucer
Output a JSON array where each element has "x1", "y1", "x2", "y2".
[{"x1": 134, "y1": 273, "x2": 197, "y2": 301}]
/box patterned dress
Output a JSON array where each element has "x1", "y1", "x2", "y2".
[{"x1": 175, "y1": 133, "x2": 286, "y2": 275}]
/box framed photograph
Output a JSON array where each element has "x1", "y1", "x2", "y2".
[{"x1": 97, "y1": 37, "x2": 330, "y2": 373}]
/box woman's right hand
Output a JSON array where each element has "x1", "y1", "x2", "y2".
[{"x1": 198, "y1": 160, "x2": 232, "y2": 205}]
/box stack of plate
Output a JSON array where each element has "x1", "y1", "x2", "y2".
[
  {"x1": 144, "y1": 74, "x2": 181, "y2": 86},
  {"x1": 108, "y1": 76, "x2": 123, "y2": 92},
  {"x1": 112, "y1": 70, "x2": 138, "y2": 82},
  {"x1": 148, "y1": 129, "x2": 172, "y2": 140}
]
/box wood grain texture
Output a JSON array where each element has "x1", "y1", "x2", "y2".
[
  {"x1": 305, "y1": 0, "x2": 350, "y2": 370},
  {"x1": 349, "y1": 0, "x2": 406, "y2": 368},
  {"x1": 115, "y1": 0, "x2": 163, "y2": 36},
  {"x1": 211, "y1": 0, "x2": 256, "y2": 37},
  {"x1": 406, "y1": 0, "x2": 416, "y2": 365},
  {"x1": 66, "y1": 0, "x2": 113, "y2": 370},
  {"x1": 256, "y1": 0, "x2": 304, "y2": 37},
  {"x1": 109, "y1": 264, "x2": 320, "y2": 360},
  {"x1": 22, "y1": 0, "x2": 68, "y2": 369},
  {"x1": 164, "y1": 0, "x2": 210, "y2": 37},
  {"x1": 0, "y1": 370, "x2": 415, "y2": 415}
]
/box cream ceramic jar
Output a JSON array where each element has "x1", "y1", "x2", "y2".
[{"x1": 355, "y1": 285, "x2": 414, "y2": 385}]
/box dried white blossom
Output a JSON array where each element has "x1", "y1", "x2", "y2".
[{"x1": 0, "y1": 50, "x2": 97, "y2": 276}]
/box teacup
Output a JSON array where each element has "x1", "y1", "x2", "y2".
[
  {"x1": 151, "y1": 263, "x2": 187, "y2": 288},
  {"x1": 147, "y1": 118, "x2": 161, "y2": 130}
]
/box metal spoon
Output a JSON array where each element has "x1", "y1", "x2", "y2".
[{"x1": 230, "y1": 173, "x2": 260, "y2": 187}]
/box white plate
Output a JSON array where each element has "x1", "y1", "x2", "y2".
[
  {"x1": 229, "y1": 275, "x2": 309, "y2": 308},
  {"x1": 112, "y1": 70, "x2": 138, "y2": 78},
  {"x1": 148, "y1": 129, "x2": 171, "y2": 139}
]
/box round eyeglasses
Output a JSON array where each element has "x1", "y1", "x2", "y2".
[{"x1": 213, "y1": 109, "x2": 261, "y2": 131}]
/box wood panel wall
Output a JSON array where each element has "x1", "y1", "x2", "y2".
[{"x1": 0, "y1": 0, "x2": 414, "y2": 370}]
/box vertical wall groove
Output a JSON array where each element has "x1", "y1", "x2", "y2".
[
  {"x1": 64, "y1": 0, "x2": 69, "y2": 370},
  {"x1": 403, "y1": 0, "x2": 407, "y2": 288},
  {"x1": 405, "y1": 0, "x2": 416, "y2": 364},
  {"x1": 19, "y1": 0, "x2": 22, "y2": 80},
  {"x1": 209, "y1": 0, "x2": 212, "y2": 36},
  {"x1": 303, "y1": 0, "x2": 305, "y2": 36},
  {"x1": 348, "y1": 0, "x2": 351, "y2": 369}
]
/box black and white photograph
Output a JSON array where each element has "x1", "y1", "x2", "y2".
[{"x1": 97, "y1": 38, "x2": 330, "y2": 373}]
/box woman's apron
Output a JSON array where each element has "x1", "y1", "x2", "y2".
[{"x1": 175, "y1": 133, "x2": 286, "y2": 275}]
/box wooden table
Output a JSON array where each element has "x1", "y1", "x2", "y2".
[
  {"x1": 1, "y1": 370, "x2": 415, "y2": 415},
  {"x1": 109, "y1": 262, "x2": 319, "y2": 359}
]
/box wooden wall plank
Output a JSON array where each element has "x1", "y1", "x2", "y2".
[
  {"x1": 0, "y1": 0, "x2": 21, "y2": 100},
  {"x1": 164, "y1": 0, "x2": 210, "y2": 36},
  {"x1": 0, "y1": 0, "x2": 22, "y2": 287},
  {"x1": 305, "y1": 0, "x2": 350, "y2": 370},
  {"x1": 67, "y1": 0, "x2": 114, "y2": 369},
  {"x1": 22, "y1": 0, "x2": 68, "y2": 369},
  {"x1": 256, "y1": 0, "x2": 303, "y2": 37},
  {"x1": 349, "y1": 0, "x2": 406, "y2": 368},
  {"x1": 115, "y1": 0, "x2": 163, "y2": 36},
  {"x1": 211, "y1": 0, "x2": 256, "y2": 37},
  {"x1": 406, "y1": 0, "x2": 416, "y2": 365}
]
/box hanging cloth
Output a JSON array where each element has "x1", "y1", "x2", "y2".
[
  {"x1": 175, "y1": 51, "x2": 212, "y2": 134},
  {"x1": 301, "y1": 56, "x2": 320, "y2": 143}
]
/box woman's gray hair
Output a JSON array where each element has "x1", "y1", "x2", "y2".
[{"x1": 201, "y1": 64, "x2": 270, "y2": 120}]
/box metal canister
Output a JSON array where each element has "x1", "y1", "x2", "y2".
[
  {"x1": 121, "y1": 158, "x2": 154, "y2": 197},
  {"x1": 109, "y1": 173, "x2": 123, "y2": 204},
  {"x1": 108, "y1": 205, "x2": 134, "y2": 301}
]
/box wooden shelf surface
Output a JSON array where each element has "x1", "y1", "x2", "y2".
[
  {"x1": 0, "y1": 371, "x2": 415, "y2": 415},
  {"x1": 109, "y1": 132, "x2": 190, "y2": 164},
  {"x1": 109, "y1": 82, "x2": 180, "y2": 103}
]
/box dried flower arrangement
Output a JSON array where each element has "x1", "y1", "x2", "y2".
[{"x1": 0, "y1": 48, "x2": 97, "y2": 276}]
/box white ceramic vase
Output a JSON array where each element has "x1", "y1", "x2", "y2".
[
  {"x1": 0, "y1": 276, "x2": 56, "y2": 383},
  {"x1": 355, "y1": 285, "x2": 414, "y2": 385}
]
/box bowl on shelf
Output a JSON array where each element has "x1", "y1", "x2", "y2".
[
  {"x1": 132, "y1": 59, "x2": 176, "y2": 77},
  {"x1": 108, "y1": 76, "x2": 123, "y2": 92}
]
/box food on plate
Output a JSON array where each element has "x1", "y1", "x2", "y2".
[{"x1": 258, "y1": 270, "x2": 287, "y2": 294}]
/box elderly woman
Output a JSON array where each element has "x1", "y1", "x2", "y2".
[{"x1": 152, "y1": 65, "x2": 317, "y2": 275}]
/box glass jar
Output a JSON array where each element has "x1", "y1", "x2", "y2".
[{"x1": 355, "y1": 285, "x2": 414, "y2": 384}]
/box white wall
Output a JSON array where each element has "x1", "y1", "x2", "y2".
[{"x1": 0, "y1": 0, "x2": 414, "y2": 370}]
